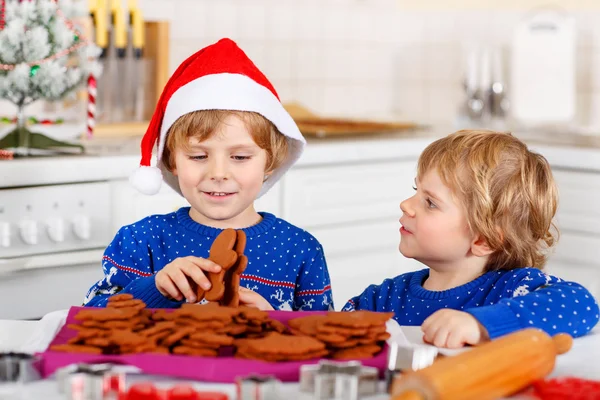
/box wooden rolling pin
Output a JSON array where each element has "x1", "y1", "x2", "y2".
[{"x1": 391, "y1": 328, "x2": 573, "y2": 400}]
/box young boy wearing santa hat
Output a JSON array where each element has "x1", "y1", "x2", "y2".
[{"x1": 83, "y1": 39, "x2": 333, "y2": 311}]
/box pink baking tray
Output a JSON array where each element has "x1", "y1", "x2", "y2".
[{"x1": 37, "y1": 307, "x2": 388, "y2": 383}]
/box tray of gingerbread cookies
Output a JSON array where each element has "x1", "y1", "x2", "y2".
[{"x1": 37, "y1": 229, "x2": 394, "y2": 382}]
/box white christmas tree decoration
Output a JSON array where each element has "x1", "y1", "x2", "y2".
[{"x1": 0, "y1": 0, "x2": 102, "y2": 154}]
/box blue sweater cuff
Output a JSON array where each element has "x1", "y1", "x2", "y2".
[
  {"x1": 466, "y1": 303, "x2": 523, "y2": 339},
  {"x1": 128, "y1": 276, "x2": 184, "y2": 309}
]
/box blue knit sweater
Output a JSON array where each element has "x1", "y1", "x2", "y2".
[
  {"x1": 343, "y1": 268, "x2": 599, "y2": 339},
  {"x1": 84, "y1": 207, "x2": 333, "y2": 311}
]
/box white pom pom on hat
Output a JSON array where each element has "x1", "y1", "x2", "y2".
[{"x1": 129, "y1": 38, "x2": 306, "y2": 197}]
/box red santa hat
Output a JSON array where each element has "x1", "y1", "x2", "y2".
[{"x1": 129, "y1": 38, "x2": 305, "y2": 197}]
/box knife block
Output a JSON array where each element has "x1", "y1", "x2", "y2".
[
  {"x1": 390, "y1": 328, "x2": 573, "y2": 400},
  {"x1": 92, "y1": 20, "x2": 170, "y2": 138}
]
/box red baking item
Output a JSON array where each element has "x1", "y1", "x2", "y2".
[{"x1": 532, "y1": 377, "x2": 600, "y2": 400}]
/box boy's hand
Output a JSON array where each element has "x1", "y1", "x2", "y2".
[
  {"x1": 238, "y1": 287, "x2": 274, "y2": 311},
  {"x1": 421, "y1": 309, "x2": 489, "y2": 349},
  {"x1": 155, "y1": 257, "x2": 221, "y2": 303}
]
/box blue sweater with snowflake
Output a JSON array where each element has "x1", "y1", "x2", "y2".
[
  {"x1": 84, "y1": 207, "x2": 333, "y2": 311},
  {"x1": 343, "y1": 268, "x2": 599, "y2": 339}
]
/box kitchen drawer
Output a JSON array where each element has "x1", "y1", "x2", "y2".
[
  {"x1": 553, "y1": 169, "x2": 600, "y2": 235},
  {"x1": 548, "y1": 230, "x2": 600, "y2": 268},
  {"x1": 283, "y1": 160, "x2": 418, "y2": 228}
]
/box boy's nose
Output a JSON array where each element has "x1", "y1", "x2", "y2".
[
  {"x1": 400, "y1": 197, "x2": 415, "y2": 216},
  {"x1": 208, "y1": 158, "x2": 229, "y2": 181}
]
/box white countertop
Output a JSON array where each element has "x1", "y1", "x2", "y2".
[
  {"x1": 0, "y1": 312, "x2": 598, "y2": 399},
  {"x1": 2, "y1": 129, "x2": 600, "y2": 189}
]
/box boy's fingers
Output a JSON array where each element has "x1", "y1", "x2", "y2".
[
  {"x1": 188, "y1": 257, "x2": 221, "y2": 273},
  {"x1": 184, "y1": 263, "x2": 212, "y2": 291},
  {"x1": 158, "y1": 275, "x2": 182, "y2": 301},
  {"x1": 170, "y1": 269, "x2": 196, "y2": 303}
]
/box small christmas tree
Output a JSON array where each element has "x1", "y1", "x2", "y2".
[{"x1": 0, "y1": 0, "x2": 101, "y2": 155}]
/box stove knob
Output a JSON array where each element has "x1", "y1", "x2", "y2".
[
  {"x1": 0, "y1": 221, "x2": 10, "y2": 247},
  {"x1": 73, "y1": 215, "x2": 91, "y2": 240},
  {"x1": 46, "y1": 217, "x2": 65, "y2": 243},
  {"x1": 19, "y1": 220, "x2": 38, "y2": 245}
]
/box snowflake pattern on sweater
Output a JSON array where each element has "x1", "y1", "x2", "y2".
[
  {"x1": 343, "y1": 268, "x2": 599, "y2": 339},
  {"x1": 84, "y1": 208, "x2": 333, "y2": 311}
]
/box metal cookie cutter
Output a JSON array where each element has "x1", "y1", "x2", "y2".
[
  {"x1": 299, "y1": 360, "x2": 379, "y2": 400},
  {"x1": 0, "y1": 352, "x2": 41, "y2": 383},
  {"x1": 235, "y1": 374, "x2": 281, "y2": 400},
  {"x1": 56, "y1": 362, "x2": 140, "y2": 400},
  {"x1": 385, "y1": 342, "x2": 438, "y2": 392}
]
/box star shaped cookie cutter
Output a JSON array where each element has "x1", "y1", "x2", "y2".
[
  {"x1": 235, "y1": 374, "x2": 281, "y2": 400},
  {"x1": 0, "y1": 352, "x2": 41, "y2": 383},
  {"x1": 385, "y1": 342, "x2": 438, "y2": 392},
  {"x1": 55, "y1": 362, "x2": 141, "y2": 400},
  {"x1": 299, "y1": 360, "x2": 379, "y2": 400}
]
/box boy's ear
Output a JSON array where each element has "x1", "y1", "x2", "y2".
[{"x1": 471, "y1": 235, "x2": 494, "y2": 257}]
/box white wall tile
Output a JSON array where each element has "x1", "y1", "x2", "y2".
[
  {"x1": 426, "y1": 85, "x2": 463, "y2": 123},
  {"x1": 295, "y1": 45, "x2": 324, "y2": 80},
  {"x1": 322, "y1": 4, "x2": 349, "y2": 43},
  {"x1": 423, "y1": 11, "x2": 458, "y2": 43},
  {"x1": 393, "y1": 44, "x2": 425, "y2": 81},
  {"x1": 170, "y1": 0, "x2": 208, "y2": 40},
  {"x1": 206, "y1": 0, "x2": 239, "y2": 42},
  {"x1": 293, "y1": 0, "x2": 325, "y2": 42},
  {"x1": 266, "y1": 1, "x2": 297, "y2": 41},
  {"x1": 424, "y1": 43, "x2": 461, "y2": 84},
  {"x1": 263, "y1": 44, "x2": 295, "y2": 82},
  {"x1": 296, "y1": 83, "x2": 326, "y2": 114},
  {"x1": 139, "y1": 0, "x2": 175, "y2": 22},
  {"x1": 347, "y1": 7, "x2": 376, "y2": 45},
  {"x1": 236, "y1": 2, "x2": 268, "y2": 41},
  {"x1": 394, "y1": 11, "x2": 427, "y2": 45},
  {"x1": 392, "y1": 83, "x2": 428, "y2": 121}
]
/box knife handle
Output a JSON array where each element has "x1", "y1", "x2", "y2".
[
  {"x1": 128, "y1": 0, "x2": 145, "y2": 56},
  {"x1": 110, "y1": 0, "x2": 127, "y2": 52},
  {"x1": 92, "y1": 0, "x2": 109, "y2": 51}
]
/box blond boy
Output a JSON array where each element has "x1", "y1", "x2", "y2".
[
  {"x1": 344, "y1": 130, "x2": 599, "y2": 348},
  {"x1": 84, "y1": 39, "x2": 332, "y2": 311}
]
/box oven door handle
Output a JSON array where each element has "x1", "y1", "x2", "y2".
[
  {"x1": 0, "y1": 258, "x2": 28, "y2": 276},
  {"x1": 0, "y1": 249, "x2": 104, "y2": 276}
]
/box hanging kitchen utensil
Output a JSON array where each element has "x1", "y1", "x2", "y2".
[
  {"x1": 110, "y1": 0, "x2": 127, "y2": 122},
  {"x1": 128, "y1": 0, "x2": 145, "y2": 122},
  {"x1": 90, "y1": 0, "x2": 109, "y2": 123},
  {"x1": 510, "y1": 6, "x2": 576, "y2": 127}
]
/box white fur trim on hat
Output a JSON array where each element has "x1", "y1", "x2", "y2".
[
  {"x1": 129, "y1": 166, "x2": 163, "y2": 195},
  {"x1": 156, "y1": 73, "x2": 305, "y2": 198}
]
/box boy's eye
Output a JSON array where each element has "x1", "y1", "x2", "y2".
[
  {"x1": 232, "y1": 155, "x2": 251, "y2": 161},
  {"x1": 189, "y1": 155, "x2": 207, "y2": 160},
  {"x1": 426, "y1": 198, "x2": 437, "y2": 209}
]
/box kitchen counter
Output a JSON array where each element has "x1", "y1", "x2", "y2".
[
  {"x1": 0, "y1": 311, "x2": 598, "y2": 399},
  {"x1": 1, "y1": 128, "x2": 600, "y2": 189}
]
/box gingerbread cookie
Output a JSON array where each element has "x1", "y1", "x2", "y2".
[{"x1": 200, "y1": 229, "x2": 238, "y2": 302}]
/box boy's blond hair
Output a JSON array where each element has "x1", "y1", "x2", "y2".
[
  {"x1": 417, "y1": 130, "x2": 558, "y2": 271},
  {"x1": 162, "y1": 110, "x2": 289, "y2": 174}
]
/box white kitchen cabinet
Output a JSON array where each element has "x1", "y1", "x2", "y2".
[{"x1": 545, "y1": 168, "x2": 600, "y2": 300}]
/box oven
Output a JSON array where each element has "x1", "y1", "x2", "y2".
[{"x1": 0, "y1": 181, "x2": 113, "y2": 319}]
